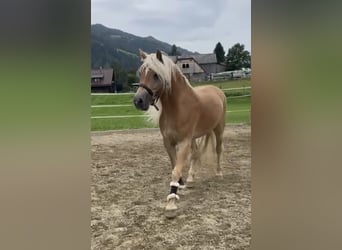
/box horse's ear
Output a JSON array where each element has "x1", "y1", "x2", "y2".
[
  {"x1": 139, "y1": 49, "x2": 147, "y2": 61},
  {"x1": 156, "y1": 50, "x2": 163, "y2": 64}
]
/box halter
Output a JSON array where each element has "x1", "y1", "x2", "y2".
[{"x1": 132, "y1": 83, "x2": 160, "y2": 111}]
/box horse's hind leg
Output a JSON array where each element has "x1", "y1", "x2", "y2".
[
  {"x1": 186, "y1": 139, "x2": 200, "y2": 188},
  {"x1": 214, "y1": 124, "x2": 224, "y2": 177}
]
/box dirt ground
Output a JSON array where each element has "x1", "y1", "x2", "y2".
[{"x1": 91, "y1": 125, "x2": 251, "y2": 250}]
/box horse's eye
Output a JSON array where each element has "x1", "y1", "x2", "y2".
[{"x1": 153, "y1": 73, "x2": 159, "y2": 81}]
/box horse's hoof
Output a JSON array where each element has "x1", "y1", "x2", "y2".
[
  {"x1": 186, "y1": 181, "x2": 195, "y2": 188},
  {"x1": 165, "y1": 196, "x2": 178, "y2": 218},
  {"x1": 165, "y1": 208, "x2": 178, "y2": 219}
]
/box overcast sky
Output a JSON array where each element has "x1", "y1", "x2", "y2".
[{"x1": 91, "y1": 0, "x2": 250, "y2": 54}]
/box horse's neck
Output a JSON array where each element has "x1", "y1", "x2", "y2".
[{"x1": 160, "y1": 73, "x2": 197, "y2": 114}]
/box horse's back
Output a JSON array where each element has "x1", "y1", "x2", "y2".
[
  {"x1": 192, "y1": 85, "x2": 226, "y2": 136},
  {"x1": 194, "y1": 85, "x2": 226, "y2": 111}
]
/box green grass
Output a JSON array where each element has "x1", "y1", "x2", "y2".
[
  {"x1": 91, "y1": 96, "x2": 251, "y2": 131},
  {"x1": 227, "y1": 110, "x2": 250, "y2": 124},
  {"x1": 91, "y1": 94, "x2": 134, "y2": 105},
  {"x1": 91, "y1": 79, "x2": 251, "y2": 131},
  {"x1": 92, "y1": 117, "x2": 155, "y2": 131},
  {"x1": 91, "y1": 96, "x2": 250, "y2": 117},
  {"x1": 227, "y1": 96, "x2": 251, "y2": 110},
  {"x1": 91, "y1": 106, "x2": 142, "y2": 116}
]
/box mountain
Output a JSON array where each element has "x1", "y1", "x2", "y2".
[{"x1": 91, "y1": 24, "x2": 196, "y2": 71}]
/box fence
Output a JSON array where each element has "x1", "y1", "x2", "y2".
[
  {"x1": 90, "y1": 86, "x2": 251, "y2": 97},
  {"x1": 91, "y1": 87, "x2": 251, "y2": 119},
  {"x1": 210, "y1": 70, "x2": 251, "y2": 81}
]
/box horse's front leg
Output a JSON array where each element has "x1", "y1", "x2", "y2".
[
  {"x1": 165, "y1": 138, "x2": 191, "y2": 218},
  {"x1": 163, "y1": 137, "x2": 186, "y2": 189},
  {"x1": 163, "y1": 138, "x2": 176, "y2": 171}
]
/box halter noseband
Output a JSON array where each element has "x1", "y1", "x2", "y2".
[{"x1": 132, "y1": 83, "x2": 160, "y2": 111}]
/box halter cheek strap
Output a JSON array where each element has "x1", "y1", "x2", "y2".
[
  {"x1": 135, "y1": 83, "x2": 153, "y2": 96},
  {"x1": 132, "y1": 83, "x2": 160, "y2": 111}
]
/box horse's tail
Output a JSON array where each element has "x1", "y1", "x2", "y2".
[{"x1": 197, "y1": 131, "x2": 217, "y2": 164}]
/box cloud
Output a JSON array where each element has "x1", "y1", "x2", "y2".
[{"x1": 91, "y1": 0, "x2": 250, "y2": 53}]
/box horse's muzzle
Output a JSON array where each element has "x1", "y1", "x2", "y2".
[{"x1": 133, "y1": 89, "x2": 151, "y2": 111}]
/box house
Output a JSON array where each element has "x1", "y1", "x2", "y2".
[
  {"x1": 169, "y1": 53, "x2": 226, "y2": 82},
  {"x1": 173, "y1": 57, "x2": 206, "y2": 82},
  {"x1": 91, "y1": 68, "x2": 114, "y2": 93}
]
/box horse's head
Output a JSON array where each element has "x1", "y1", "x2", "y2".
[{"x1": 133, "y1": 49, "x2": 170, "y2": 111}]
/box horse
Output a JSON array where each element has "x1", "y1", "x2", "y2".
[{"x1": 133, "y1": 49, "x2": 226, "y2": 218}]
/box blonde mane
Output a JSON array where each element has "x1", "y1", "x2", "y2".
[
  {"x1": 138, "y1": 52, "x2": 192, "y2": 94},
  {"x1": 139, "y1": 51, "x2": 193, "y2": 125}
]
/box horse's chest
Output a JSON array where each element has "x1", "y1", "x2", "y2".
[
  {"x1": 160, "y1": 112, "x2": 195, "y2": 141},
  {"x1": 160, "y1": 125, "x2": 179, "y2": 140},
  {"x1": 161, "y1": 125, "x2": 193, "y2": 144}
]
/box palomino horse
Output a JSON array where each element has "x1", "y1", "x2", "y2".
[{"x1": 133, "y1": 49, "x2": 226, "y2": 218}]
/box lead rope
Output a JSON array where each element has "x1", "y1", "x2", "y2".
[{"x1": 151, "y1": 96, "x2": 159, "y2": 111}]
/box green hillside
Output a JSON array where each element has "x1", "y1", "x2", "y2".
[{"x1": 91, "y1": 24, "x2": 195, "y2": 71}]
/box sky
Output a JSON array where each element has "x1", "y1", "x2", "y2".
[{"x1": 91, "y1": 0, "x2": 250, "y2": 54}]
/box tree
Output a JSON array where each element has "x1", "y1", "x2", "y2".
[
  {"x1": 127, "y1": 72, "x2": 138, "y2": 85},
  {"x1": 226, "y1": 43, "x2": 251, "y2": 71},
  {"x1": 214, "y1": 42, "x2": 225, "y2": 63},
  {"x1": 112, "y1": 62, "x2": 128, "y2": 92},
  {"x1": 169, "y1": 44, "x2": 180, "y2": 56}
]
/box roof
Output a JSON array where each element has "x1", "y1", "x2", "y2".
[
  {"x1": 168, "y1": 53, "x2": 217, "y2": 65},
  {"x1": 91, "y1": 68, "x2": 113, "y2": 86},
  {"x1": 92, "y1": 73, "x2": 104, "y2": 78}
]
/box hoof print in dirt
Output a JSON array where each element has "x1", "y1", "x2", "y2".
[
  {"x1": 215, "y1": 174, "x2": 224, "y2": 180},
  {"x1": 186, "y1": 181, "x2": 195, "y2": 188}
]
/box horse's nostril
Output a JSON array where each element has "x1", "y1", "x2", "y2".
[{"x1": 134, "y1": 97, "x2": 144, "y2": 109}]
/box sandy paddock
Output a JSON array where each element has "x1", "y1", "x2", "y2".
[{"x1": 91, "y1": 125, "x2": 251, "y2": 249}]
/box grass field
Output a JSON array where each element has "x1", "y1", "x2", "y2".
[{"x1": 91, "y1": 79, "x2": 251, "y2": 131}]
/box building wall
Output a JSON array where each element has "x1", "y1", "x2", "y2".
[
  {"x1": 91, "y1": 68, "x2": 114, "y2": 93},
  {"x1": 175, "y1": 59, "x2": 204, "y2": 74},
  {"x1": 183, "y1": 72, "x2": 206, "y2": 82},
  {"x1": 201, "y1": 63, "x2": 226, "y2": 74}
]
